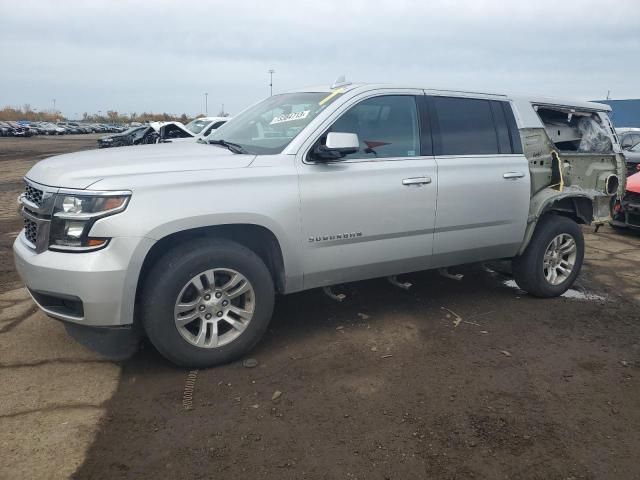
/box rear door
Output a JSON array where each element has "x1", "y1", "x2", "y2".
[{"x1": 426, "y1": 94, "x2": 530, "y2": 266}]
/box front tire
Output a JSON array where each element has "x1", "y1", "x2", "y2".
[
  {"x1": 141, "y1": 238, "x2": 275, "y2": 368},
  {"x1": 512, "y1": 215, "x2": 584, "y2": 298}
]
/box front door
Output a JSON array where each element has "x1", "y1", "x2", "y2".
[{"x1": 296, "y1": 93, "x2": 438, "y2": 289}]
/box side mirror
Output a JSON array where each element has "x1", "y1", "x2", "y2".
[{"x1": 312, "y1": 132, "x2": 359, "y2": 161}]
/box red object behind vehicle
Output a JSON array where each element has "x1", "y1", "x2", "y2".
[{"x1": 628, "y1": 172, "x2": 640, "y2": 194}]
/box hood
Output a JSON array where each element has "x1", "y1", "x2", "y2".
[
  {"x1": 25, "y1": 142, "x2": 256, "y2": 189},
  {"x1": 627, "y1": 172, "x2": 640, "y2": 194}
]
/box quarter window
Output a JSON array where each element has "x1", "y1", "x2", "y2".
[{"x1": 329, "y1": 95, "x2": 420, "y2": 160}]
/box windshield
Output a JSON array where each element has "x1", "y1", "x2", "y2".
[
  {"x1": 631, "y1": 142, "x2": 640, "y2": 152},
  {"x1": 207, "y1": 91, "x2": 344, "y2": 155},
  {"x1": 185, "y1": 118, "x2": 213, "y2": 134}
]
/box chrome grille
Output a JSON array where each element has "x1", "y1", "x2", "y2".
[
  {"x1": 20, "y1": 180, "x2": 56, "y2": 253},
  {"x1": 24, "y1": 218, "x2": 38, "y2": 245},
  {"x1": 25, "y1": 183, "x2": 44, "y2": 206}
]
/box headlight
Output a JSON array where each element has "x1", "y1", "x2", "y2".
[{"x1": 49, "y1": 192, "x2": 130, "y2": 251}]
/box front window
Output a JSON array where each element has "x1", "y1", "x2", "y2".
[
  {"x1": 207, "y1": 91, "x2": 344, "y2": 154},
  {"x1": 325, "y1": 95, "x2": 420, "y2": 160}
]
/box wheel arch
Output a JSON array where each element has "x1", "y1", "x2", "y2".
[
  {"x1": 133, "y1": 224, "x2": 288, "y2": 324},
  {"x1": 517, "y1": 188, "x2": 599, "y2": 255}
]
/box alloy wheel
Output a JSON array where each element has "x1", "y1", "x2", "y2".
[
  {"x1": 173, "y1": 268, "x2": 255, "y2": 348},
  {"x1": 542, "y1": 233, "x2": 577, "y2": 286}
]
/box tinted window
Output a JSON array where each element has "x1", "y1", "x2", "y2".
[
  {"x1": 490, "y1": 101, "x2": 511, "y2": 154},
  {"x1": 329, "y1": 95, "x2": 420, "y2": 160},
  {"x1": 432, "y1": 97, "x2": 498, "y2": 155}
]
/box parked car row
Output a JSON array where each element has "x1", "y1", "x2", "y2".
[
  {"x1": 0, "y1": 121, "x2": 126, "y2": 137},
  {"x1": 55, "y1": 122, "x2": 126, "y2": 135}
]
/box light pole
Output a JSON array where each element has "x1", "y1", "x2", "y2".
[
  {"x1": 204, "y1": 93, "x2": 208, "y2": 115},
  {"x1": 268, "y1": 69, "x2": 275, "y2": 96},
  {"x1": 52, "y1": 98, "x2": 56, "y2": 112}
]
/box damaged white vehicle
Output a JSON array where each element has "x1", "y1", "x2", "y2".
[{"x1": 156, "y1": 117, "x2": 230, "y2": 143}]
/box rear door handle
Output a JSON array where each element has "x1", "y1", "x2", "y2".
[
  {"x1": 503, "y1": 172, "x2": 525, "y2": 179},
  {"x1": 402, "y1": 176, "x2": 432, "y2": 186}
]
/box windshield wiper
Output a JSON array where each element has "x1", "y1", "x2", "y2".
[{"x1": 208, "y1": 139, "x2": 247, "y2": 154}]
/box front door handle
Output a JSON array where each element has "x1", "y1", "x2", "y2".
[
  {"x1": 503, "y1": 172, "x2": 525, "y2": 179},
  {"x1": 402, "y1": 176, "x2": 432, "y2": 186}
]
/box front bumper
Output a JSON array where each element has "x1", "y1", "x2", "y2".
[{"x1": 13, "y1": 233, "x2": 153, "y2": 327}]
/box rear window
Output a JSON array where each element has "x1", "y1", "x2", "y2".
[{"x1": 432, "y1": 97, "x2": 498, "y2": 155}]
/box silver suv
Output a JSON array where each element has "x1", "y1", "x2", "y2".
[{"x1": 14, "y1": 82, "x2": 625, "y2": 367}]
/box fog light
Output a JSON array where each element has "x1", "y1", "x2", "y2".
[{"x1": 64, "y1": 221, "x2": 86, "y2": 238}]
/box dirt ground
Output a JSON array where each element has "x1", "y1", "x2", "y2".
[{"x1": 1, "y1": 136, "x2": 639, "y2": 479}]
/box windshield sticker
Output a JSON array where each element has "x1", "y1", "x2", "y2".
[
  {"x1": 319, "y1": 88, "x2": 345, "y2": 106},
  {"x1": 270, "y1": 110, "x2": 310, "y2": 125}
]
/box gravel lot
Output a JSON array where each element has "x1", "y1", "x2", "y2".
[{"x1": 1, "y1": 135, "x2": 639, "y2": 479}]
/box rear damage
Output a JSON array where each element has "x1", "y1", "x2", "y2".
[{"x1": 517, "y1": 102, "x2": 626, "y2": 253}]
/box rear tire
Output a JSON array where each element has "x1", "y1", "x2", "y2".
[
  {"x1": 512, "y1": 215, "x2": 584, "y2": 298},
  {"x1": 141, "y1": 238, "x2": 275, "y2": 368}
]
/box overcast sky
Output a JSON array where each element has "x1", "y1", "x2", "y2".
[{"x1": 1, "y1": 0, "x2": 639, "y2": 118}]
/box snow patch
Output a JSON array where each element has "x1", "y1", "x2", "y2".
[{"x1": 502, "y1": 280, "x2": 606, "y2": 301}]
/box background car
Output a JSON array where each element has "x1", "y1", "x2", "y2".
[
  {"x1": 57, "y1": 122, "x2": 82, "y2": 134},
  {"x1": 617, "y1": 128, "x2": 640, "y2": 150},
  {"x1": 7, "y1": 121, "x2": 30, "y2": 136},
  {"x1": 184, "y1": 116, "x2": 228, "y2": 135},
  {"x1": 166, "y1": 117, "x2": 230, "y2": 143},
  {"x1": 0, "y1": 121, "x2": 12, "y2": 136},
  {"x1": 19, "y1": 121, "x2": 45, "y2": 135},
  {"x1": 622, "y1": 142, "x2": 640, "y2": 175},
  {"x1": 97, "y1": 125, "x2": 157, "y2": 148},
  {"x1": 611, "y1": 171, "x2": 640, "y2": 230},
  {"x1": 44, "y1": 122, "x2": 66, "y2": 135},
  {"x1": 197, "y1": 118, "x2": 230, "y2": 142}
]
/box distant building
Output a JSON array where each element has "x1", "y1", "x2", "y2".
[{"x1": 595, "y1": 99, "x2": 640, "y2": 128}]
